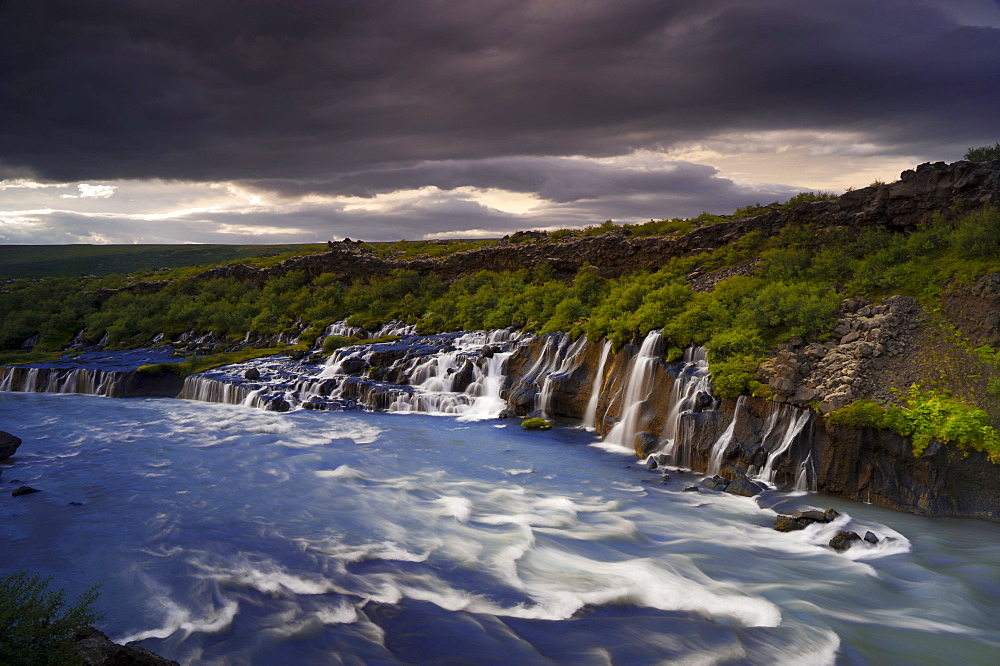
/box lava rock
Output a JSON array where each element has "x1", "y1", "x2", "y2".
[
  {"x1": 724, "y1": 475, "x2": 766, "y2": 497},
  {"x1": 244, "y1": 367, "x2": 261, "y2": 380},
  {"x1": 702, "y1": 475, "x2": 729, "y2": 491},
  {"x1": 863, "y1": 530, "x2": 880, "y2": 544},
  {"x1": 829, "y1": 530, "x2": 863, "y2": 552},
  {"x1": 793, "y1": 508, "x2": 830, "y2": 522},
  {"x1": 74, "y1": 626, "x2": 180, "y2": 666},
  {"x1": 774, "y1": 515, "x2": 811, "y2": 532},
  {"x1": 11, "y1": 485, "x2": 40, "y2": 497},
  {"x1": 646, "y1": 453, "x2": 669, "y2": 471},
  {"x1": 0, "y1": 430, "x2": 21, "y2": 460},
  {"x1": 682, "y1": 486, "x2": 700, "y2": 493}
]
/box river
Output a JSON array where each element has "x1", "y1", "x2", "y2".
[{"x1": 2, "y1": 392, "x2": 1000, "y2": 664}]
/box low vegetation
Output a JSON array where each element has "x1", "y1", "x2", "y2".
[
  {"x1": 3, "y1": 178, "x2": 1000, "y2": 459},
  {"x1": 829, "y1": 387, "x2": 1000, "y2": 462},
  {"x1": 521, "y1": 417, "x2": 552, "y2": 430},
  {"x1": 0, "y1": 571, "x2": 102, "y2": 665},
  {"x1": 965, "y1": 142, "x2": 1000, "y2": 163}
]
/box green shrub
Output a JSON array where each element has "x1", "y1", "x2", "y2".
[
  {"x1": 0, "y1": 572, "x2": 102, "y2": 666},
  {"x1": 827, "y1": 400, "x2": 887, "y2": 428},
  {"x1": 964, "y1": 142, "x2": 1000, "y2": 162},
  {"x1": 521, "y1": 417, "x2": 552, "y2": 430},
  {"x1": 829, "y1": 388, "x2": 1000, "y2": 463},
  {"x1": 322, "y1": 335, "x2": 360, "y2": 355}
]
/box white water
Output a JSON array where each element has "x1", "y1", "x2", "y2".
[
  {"x1": 581, "y1": 339, "x2": 612, "y2": 429},
  {"x1": 535, "y1": 335, "x2": 589, "y2": 419},
  {"x1": 707, "y1": 395, "x2": 747, "y2": 476},
  {"x1": 757, "y1": 406, "x2": 813, "y2": 485},
  {"x1": 601, "y1": 331, "x2": 663, "y2": 453},
  {"x1": 658, "y1": 346, "x2": 713, "y2": 460}
]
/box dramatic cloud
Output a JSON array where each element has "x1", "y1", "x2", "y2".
[{"x1": 0, "y1": 0, "x2": 997, "y2": 242}]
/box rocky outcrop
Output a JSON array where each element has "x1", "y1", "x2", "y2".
[
  {"x1": 758, "y1": 295, "x2": 927, "y2": 412},
  {"x1": 74, "y1": 627, "x2": 179, "y2": 666},
  {"x1": 173, "y1": 160, "x2": 1000, "y2": 288},
  {"x1": 0, "y1": 429, "x2": 21, "y2": 459}
]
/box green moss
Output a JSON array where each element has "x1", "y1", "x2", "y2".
[{"x1": 521, "y1": 417, "x2": 552, "y2": 430}]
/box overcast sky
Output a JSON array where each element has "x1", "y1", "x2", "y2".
[{"x1": 1, "y1": 0, "x2": 999, "y2": 244}]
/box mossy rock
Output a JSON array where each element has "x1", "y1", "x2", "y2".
[{"x1": 521, "y1": 417, "x2": 552, "y2": 430}]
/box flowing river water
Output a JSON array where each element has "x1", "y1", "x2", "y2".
[{"x1": 3, "y1": 392, "x2": 1000, "y2": 664}]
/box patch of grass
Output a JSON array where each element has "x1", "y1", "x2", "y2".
[
  {"x1": 521, "y1": 417, "x2": 552, "y2": 430},
  {"x1": 137, "y1": 345, "x2": 306, "y2": 378}
]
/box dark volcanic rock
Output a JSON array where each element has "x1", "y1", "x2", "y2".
[
  {"x1": 774, "y1": 515, "x2": 811, "y2": 532},
  {"x1": 0, "y1": 430, "x2": 21, "y2": 460},
  {"x1": 11, "y1": 485, "x2": 40, "y2": 497},
  {"x1": 724, "y1": 475, "x2": 766, "y2": 497},
  {"x1": 75, "y1": 626, "x2": 180, "y2": 665},
  {"x1": 634, "y1": 431, "x2": 659, "y2": 458},
  {"x1": 244, "y1": 367, "x2": 261, "y2": 380},
  {"x1": 829, "y1": 530, "x2": 863, "y2": 552}
]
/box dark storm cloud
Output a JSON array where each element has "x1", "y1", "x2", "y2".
[
  {"x1": 246, "y1": 157, "x2": 733, "y2": 203},
  {"x1": 0, "y1": 0, "x2": 997, "y2": 186}
]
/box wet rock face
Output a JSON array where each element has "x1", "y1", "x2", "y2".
[{"x1": 0, "y1": 430, "x2": 21, "y2": 460}]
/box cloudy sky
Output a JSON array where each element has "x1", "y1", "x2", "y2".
[{"x1": 1, "y1": 0, "x2": 999, "y2": 244}]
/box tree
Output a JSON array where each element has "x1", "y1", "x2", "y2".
[
  {"x1": 964, "y1": 142, "x2": 1000, "y2": 162},
  {"x1": 0, "y1": 572, "x2": 102, "y2": 665}
]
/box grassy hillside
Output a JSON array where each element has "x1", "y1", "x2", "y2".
[{"x1": 0, "y1": 244, "x2": 327, "y2": 279}]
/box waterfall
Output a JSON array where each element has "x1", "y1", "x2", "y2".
[
  {"x1": 602, "y1": 331, "x2": 663, "y2": 452},
  {"x1": 581, "y1": 340, "x2": 612, "y2": 429},
  {"x1": 535, "y1": 335, "x2": 588, "y2": 419},
  {"x1": 707, "y1": 395, "x2": 747, "y2": 475},
  {"x1": 756, "y1": 407, "x2": 812, "y2": 485},
  {"x1": 0, "y1": 366, "x2": 127, "y2": 398},
  {"x1": 180, "y1": 375, "x2": 254, "y2": 405},
  {"x1": 794, "y1": 453, "x2": 817, "y2": 493},
  {"x1": 658, "y1": 346, "x2": 712, "y2": 459}
]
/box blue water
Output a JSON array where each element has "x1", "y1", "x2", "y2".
[
  {"x1": 20, "y1": 346, "x2": 183, "y2": 371},
  {"x1": 3, "y1": 392, "x2": 1000, "y2": 664}
]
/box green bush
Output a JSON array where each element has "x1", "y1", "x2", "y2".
[
  {"x1": 0, "y1": 572, "x2": 102, "y2": 666},
  {"x1": 829, "y1": 388, "x2": 1000, "y2": 463},
  {"x1": 964, "y1": 142, "x2": 1000, "y2": 162},
  {"x1": 521, "y1": 417, "x2": 552, "y2": 430}
]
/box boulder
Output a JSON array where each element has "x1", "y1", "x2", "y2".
[
  {"x1": 792, "y1": 508, "x2": 829, "y2": 522},
  {"x1": 863, "y1": 530, "x2": 880, "y2": 544},
  {"x1": 634, "y1": 431, "x2": 659, "y2": 457},
  {"x1": 682, "y1": 486, "x2": 700, "y2": 493},
  {"x1": 11, "y1": 486, "x2": 40, "y2": 497},
  {"x1": 724, "y1": 475, "x2": 766, "y2": 497},
  {"x1": 0, "y1": 430, "x2": 21, "y2": 460},
  {"x1": 702, "y1": 475, "x2": 730, "y2": 491},
  {"x1": 829, "y1": 530, "x2": 863, "y2": 552},
  {"x1": 774, "y1": 515, "x2": 811, "y2": 532},
  {"x1": 244, "y1": 367, "x2": 261, "y2": 380}
]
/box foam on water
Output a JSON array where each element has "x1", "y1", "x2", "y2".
[{"x1": 4, "y1": 393, "x2": 1000, "y2": 665}]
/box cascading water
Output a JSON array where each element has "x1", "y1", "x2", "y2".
[
  {"x1": 756, "y1": 407, "x2": 813, "y2": 485},
  {"x1": 707, "y1": 395, "x2": 747, "y2": 475},
  {"x1": 581, "y1": 339, "x2": 612, "y2": 429},
  {"x1": 534, "y1": 335, "x2": 589, "y2": 419},
  {"x1": 658, "y1": 346, "x2": 713, "y2": 460},
  {"x1": 601, "y1": 331, "x2": 663, "y2": 453}
]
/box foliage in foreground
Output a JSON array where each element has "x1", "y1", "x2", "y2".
[
  {"x1": 828, "y1": 387, "x2": 1000, "y2": 462},
  {"x1": 0, "y1": 571, "x2": 102, "y2": 666}
]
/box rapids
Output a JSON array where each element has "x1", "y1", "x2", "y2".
[{"x1": 3, "y1": 393, "x2": 1000, "y2": 664}]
